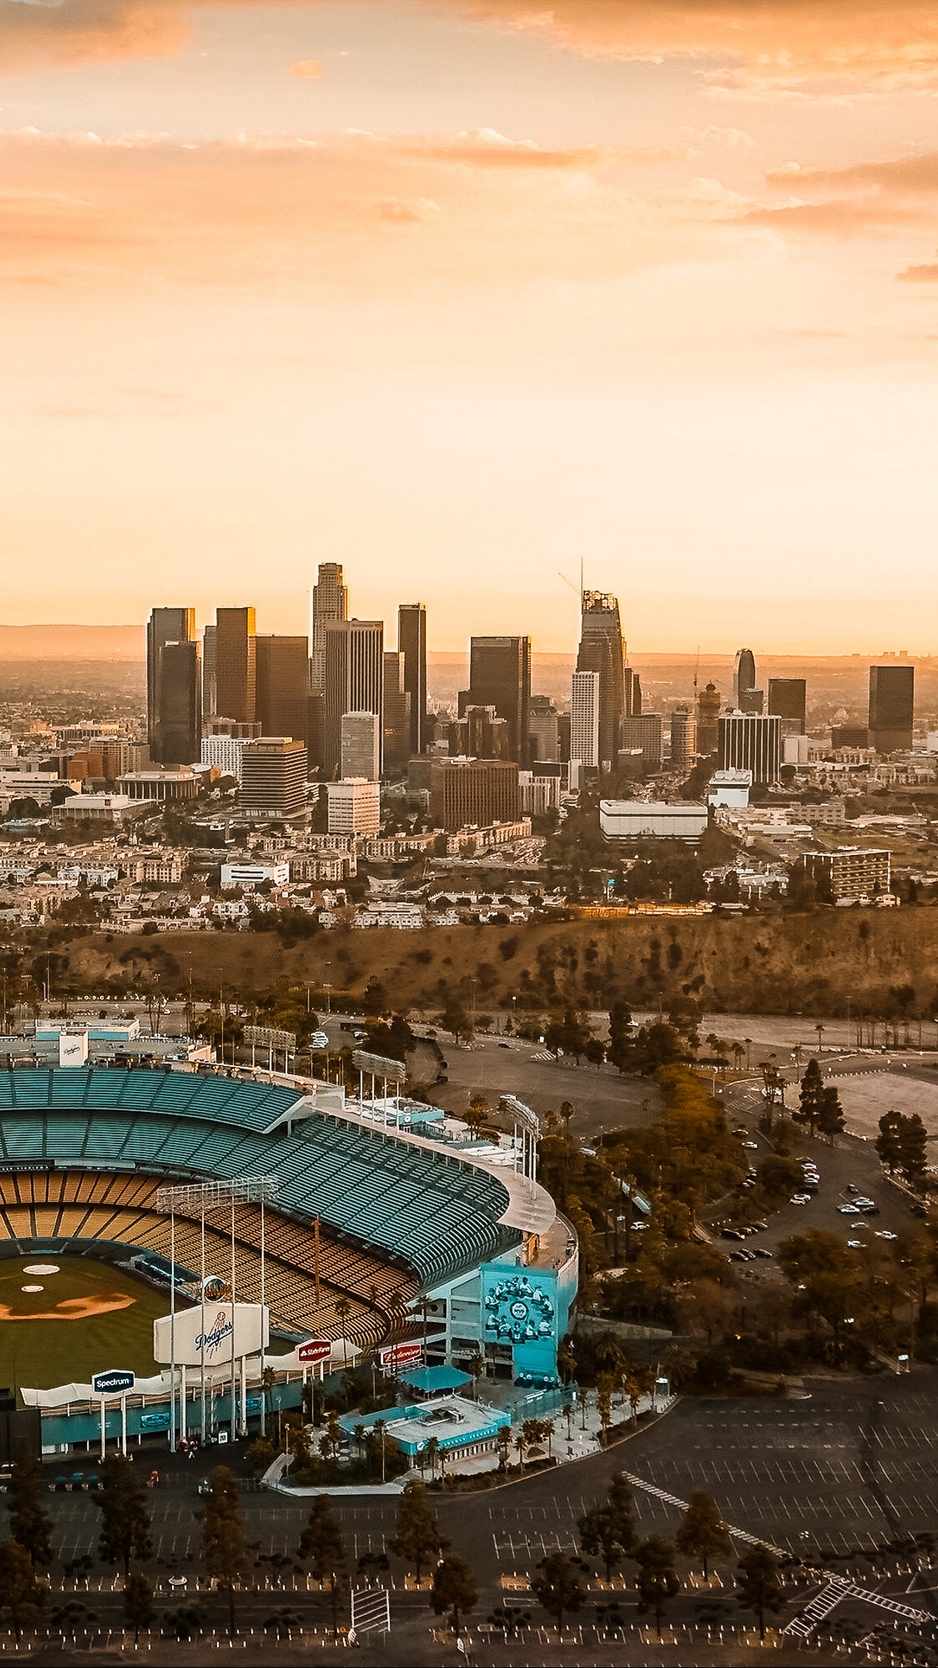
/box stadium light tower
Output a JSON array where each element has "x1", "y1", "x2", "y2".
[{"x1": 156, "y1": 1178, "x2": 279, "y2": 1448}]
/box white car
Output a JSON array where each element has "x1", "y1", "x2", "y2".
[
  {"x1": 847, "y1": 1240, "x2": 862, "y2": 1248},
  {"x1": 838, "y1": 1203, "x2": 860, "y2": 1214},
  {"x1": 743, "y1": 1141, "x2": 759, "y2": 1150},
  {"x1": 790, "y1": 1194, "x2": 812, "y2": 1205},
  {"x1": 875, "y1": 1230, "x2": 898, "y2": 1241}
]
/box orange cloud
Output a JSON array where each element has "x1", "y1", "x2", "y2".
[
  {"x1": 898, "y1": 257, "x2": 938, "y2": 281},
  {"x1": 0, "y1": 0, "x2": 936, "y2": 94},
  {"x1": 290, "y1": 58, "x2": 323, "y2": 78}
]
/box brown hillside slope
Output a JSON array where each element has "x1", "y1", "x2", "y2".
[{"x1": 54, "y1": 910, "x2": 938, "y2": 1018}]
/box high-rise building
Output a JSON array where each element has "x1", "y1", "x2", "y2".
[
  {"x1": 734, "y1": 648, "x2": 757, "y2": 710},
  {"x1": 768, "y1": 678, "x2": 807, "y2": 733},
  {"x1": 215, "y1": 607, "x2": 256, "y2": 724},
  {"x1": 460, "y1": 637, "x2": 531, "y2": 765},
  {"x1": 430, "y1": 758, "x2": 520, "y2": 832},
  {"x1": 326, "y1": 778, "x2": 380, "y2": 836},
  {"x1": 147, "y1": 608, "x2": 195, "y2": 759},
  {"x1": 670, "y1": 705, "x2": 697, "y2": 773},
  {"x1": 696, "y1": 682, "x2": 721, "y2": 756},
  {"x1": 570, "y1": 671, "x2": 600, "y2": 770},
  {"x1": 154, "y1": 639, "x2": 202, "y2": 766},
  {"x1": 869, "y1": 664, "x2": 914, "y2": 753},
  {"x1": 398, "y1": 603, "x2": 427, "y2": 755},
  {"x1": 625, "y1": 667, "x2": 642, "y2": 717},
  {"x1": 341, "y1": 711, "x2": 381, "y2": 781},
  {"x1": 718, "y1": 712, "x2": 781, "y2": 784},
  {"x1": 448, "y1": 705, "x2": 512, "y2": 762},
  {"x1": 323, "y1": 619, "x2": 384, "y2": 778},
  {"x1": 239, "y1": 736, "x2": 307, "y2": 817},
  {"x1": 382, "y1": 651, "x2": 412, "y2": 774},
  {"x1": 255, "y1": 635, "x2": 309, "y2": 744},
  {"x1": 310, "y1": 563, "x2": 348, "y2": 694},
  {"x1": 577, "y1": 592, "x2": 625, "y2": 770},
  {"x1": 621, "y1": 713, "x2": 664, "y2": 772},
  {"x1": 202, "y1": 624, "x2": 217, "y2": 719},
  {"x1": 529, "y1": 695, "x2": 561, "y2": 763}
]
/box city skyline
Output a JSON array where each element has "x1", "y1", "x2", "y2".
[{"x1": 0, "y1": 1, "x2": 936, "y2": 647}]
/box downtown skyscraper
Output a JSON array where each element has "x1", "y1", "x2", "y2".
[{"x1": 576, "y1": 591, "x2": 625, "y2": 772}]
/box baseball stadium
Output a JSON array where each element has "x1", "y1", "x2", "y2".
[{"x1": 0, "y1": 1061, "x2": 576, "y2": 1451}]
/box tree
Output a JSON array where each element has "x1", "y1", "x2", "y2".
[
  {"x1": 334, "y1": 1296, "x2": 352, "y2": 1368},
  {"x1": 8, "y1": 1455, "x2": 53, "y2": 1570},
  {"x1": 634, "y1": 1537, "x2": 680, "y2": 1638},
  {"x1": 736, "y1": 1545, "x2": 784, "y2": 1640},
  {"x1": 898, "y1": 1113, "x2": 928, "y2": 1189},
  {"x1": 389, "y1": 1481, "x2": 447, "y2": 1585},
  {"x1": 200, "y1": 1466, "x2": 252, "y2": 1636},
  {"x1": 430, "y1": 1554, "x2": 477, "y2": 1639},
  {"x1": 298, "y1": 1495, "x2": 346, "y2": 1638},
  {"x1": 123, "y1": 1572, "x2": 155, "y2": 1642},
  {"x1": 96, "y1": 1454, "x2": 153, "y2": 1578},
  {"x1": 876, "y1": 1109, "x2": 904, "y2": 1175},
  {"x1": 0, "y1": 1539, "x2": 44, "y2": 1640},
  {"x1": 531, "y1": 1552, "x2": 587, "y2": 1639},
  {"x1": 796, "y1": 1059, "x2": 823, "y2": 1136},
  {"x1": 675, "y1": 1492, "x2": 731, "y2": 1580},
  {"x1": 816, "y1": 1085, "x2": 845, "y2": 1145},
  {"x1": 578, "y1": 1473, "x2": 635, "y2": 1581}
]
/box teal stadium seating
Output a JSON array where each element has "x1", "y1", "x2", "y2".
[{"x1": 0, "y1": 1069, "x2": 513, "y2": 1286}]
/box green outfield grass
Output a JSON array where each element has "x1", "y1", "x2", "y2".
[{"x1": 0, "y1": 1257, "x2": 171, "y2": 1394}]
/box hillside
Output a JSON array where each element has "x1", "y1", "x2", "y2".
[{"x1": 50, "y1": 908, "x2": 938, "y2": 1020}]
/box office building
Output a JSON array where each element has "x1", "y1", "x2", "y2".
[
  {"x1": 215, "y1": 607, "x2": 256, "y2": 724},
  {"x1": 696, "y1": 682, "x2": 721, "y2": 756},
  {"x1": 430, "y1": 758, "x2": 520, "y2": 831},
  {"x1": 201, "y1": 733, "x2": 246, "y2": 780},
  {"x1": 707, "y1": 768, "x2": 752, "y2": 808},
  {"x1": 147, "y1": 608, "x2": 195, "y2": 760},
  {"x1": 327, "y1": 778, "x2": 380, "y2": 836},
  {"x1": 255, "y1": 635, "x2": 309, "y2": 744},
  {"x1": 460, "y1": 637, "x2": 531, "y2": 765},
  {"x1": 323, "y1": 619, "x2": 384, "y2": 778},
  {"x1": 519, "y1": 765, "x2": 562, "y2": 816},
  {"x1": 398, "y1": 603, "x2": 427, "y2": 755},
  {"x1": 734, "y1": 648, "x2": 757, "y2": 709},
  {"x1": 768, "y1": 678, "x2": 807, "y2": 734},
  {"x1": 202, "y1": 624, "x2": 216, "y2": 718},
  {"x1": 869, "y1": 664, "x2": 914, "y2": 753},
  {"x1": 831, "y1": 725, "x2": 870, "y2": 750},
  {"x1": 570, "y1": 671, "x2": 600, "y2": 770},
  {"x1": 154, "y1": 639, "x2": 202, "y2": 766},
  {"x1": 577, "y1": 592, "x2": 625, "y2": 769},
  {"x1": 670, "y1": 705, "x2": 697, "y2": 773},
  {"x1": 625, "y1": 667, "x2": 642, "y2": 718},
  {"x1": 382, "y1": 652, "x2": 412, "y2": 774},
  {"x1": 802, "y1": 847, "x2": 891, "y2": 902},
  {"x1": 448, "y1": 705, "x2": 512, "y2": 762},
  {"x1": 621, "y1": 713, "x2": 663, "y2": 772},
  {"x1": 529, "y1": 695, "x2": 560, "y2": 763},
  {"x1": 240, "y1": 737, "x2": 307, "y2": 817},
  {"x1": 718, "y1": 712, "x2": 781, "y2": 785},
  {"x1": 341, "y1": 711, "x2": 381, "y2": 782},
  {"x1": 600, "y1": 800, "x2": 708, "y2": 842},
  {"x1": 310, "y1": 563, "x2": 348, "y2": 693}
]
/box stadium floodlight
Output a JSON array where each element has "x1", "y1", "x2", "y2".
[
  {"x1": 155, "y1": 1177, "x2": 279, "y2": 1450},
  {"x1": 155, "y1": 1177, "x2": 279, "y2": 1214}
]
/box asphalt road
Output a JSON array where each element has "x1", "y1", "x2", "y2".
[{"x1": 7, "y1": 1375, "x2": 938, "y2": 1662}]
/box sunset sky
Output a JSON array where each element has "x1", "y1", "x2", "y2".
[{"x1": 1, "y1": 0, "x2": 936, "y2": 652}]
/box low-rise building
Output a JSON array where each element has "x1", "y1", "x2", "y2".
[
  {"x1": 600, "y1": 800, "x2": 708, "y2": 842},
  {"x1": 802, "y1": 846, "x2": 892, "y2": 902}
]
